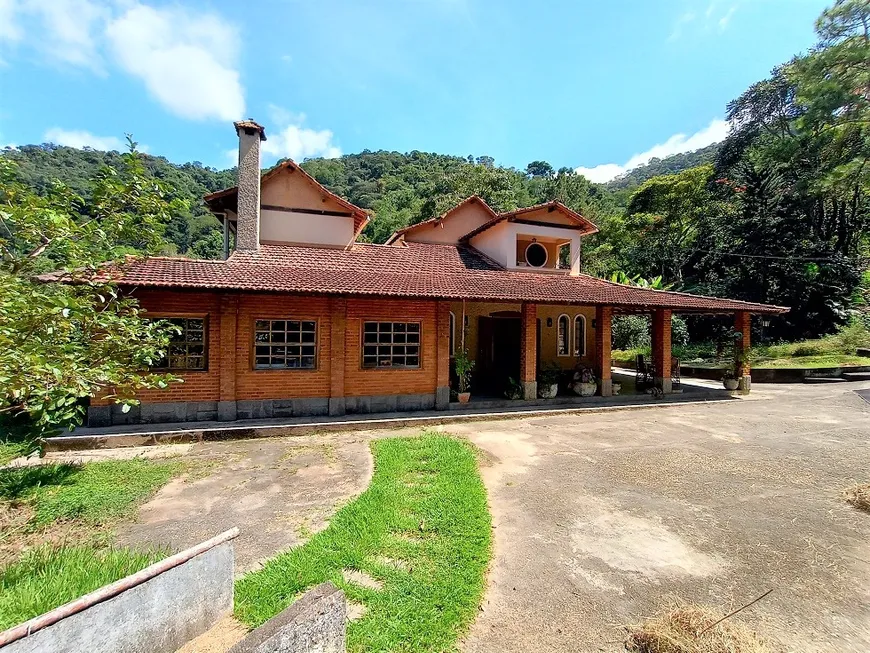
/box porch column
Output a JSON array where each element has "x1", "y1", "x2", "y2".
[
  {"x1": 595, "y1": 305, "x2": 613, "y2": 397},
  {"x1": 435, "y1": 300, "x2": 451, "y2": 409},
  {"x1": 218, "y1": 294, "x2": 238, "y2": 421},
  {"x1": 328, "y1": 297, "x2": 347, "y2": 415},
  {"x1": 520, "y1": 302, "x2": 537, "y2": 400},
  {"x1": 734, "y1": 310, "x2": 752, "y2": 393},
  {"x1": 652, "y1": 309, "x2": 673, "y2": 394}
]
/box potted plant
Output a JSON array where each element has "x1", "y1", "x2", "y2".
[
  {"x1": 504, "y1": 377, "x2": 523, "y2": 400},
  {"x1": 571, "y1": 366, "x2": 597, "y2": 397},
  {"x1": 722, "y1": 369, "x2": 740, "y2": 390},
  {"x1": 454, "y1": 348, "x2": 475, "y2": 403},
  {"x1": 537, "y1": 362, "x2": 561, "y2": 399}
]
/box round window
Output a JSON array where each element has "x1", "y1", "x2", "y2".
[{"x1": 525, "y1": 242, "x2": 548, "y2": 268}]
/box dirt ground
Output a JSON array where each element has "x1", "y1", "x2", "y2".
[
  {"x1": 113, "y1": 433, "x2": 374, "y2": 574},
  {"x1": 445, "y1": 381, "x2": 870, "y2": 653}
]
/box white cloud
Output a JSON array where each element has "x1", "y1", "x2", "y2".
[
  {"x1": 105, "y1": 3, "x2": 245, "y2": 121},
  {"x1": 669, "y1": 2, "x2": 738, "y2": 41},
  {"x1": 43, "y1": 127, "x2": 124, "y2": 151},
  {"x1": 261, "y1": 106, "x2": 342, "y2": 162},
  {"x1": 0, "y1": 0, "x2": 22, "y2": 44},
  {"x1": 25, "y1": 0, "x2": 107, "y2": 70},
  {"x1": 575, "y1": 119, "x2": 729, "y2": 184}
]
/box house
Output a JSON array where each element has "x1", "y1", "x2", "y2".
[{"x1": 83, "y1": 120, "x2": 788, "y2": 427}]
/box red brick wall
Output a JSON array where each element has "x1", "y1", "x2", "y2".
[
  {"x1": 344, "y1": 297, "x2": 438, "y2": 397},
  {"x1": 93, "y1": 289, "x2": 223, "y2": 406},
  {"x1": 595, "y1": 305, "x2": 612, "y2": 381},
  {"x1": 234, "y1": 294, "x2": 332, "y2": 400},
  {"x1": 105, "y1": 290, "x2": 449, "y2": 407},
  {"x1": 520, "y1": 302, "x2": 537, "y2": 383},
  {"x1": 652, "y1": 309, "x2": 673, "y2": 379},
  {"x1": 734, "y1": 311, "x2": 751, "y2": 376}
]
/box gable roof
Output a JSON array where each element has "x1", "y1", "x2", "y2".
[
  {"x1": 40, "y1": 242, "x2": 788, "y2": 315},
  {"x1": 203, "y1": 160, "x2": 370, "y2": 232},
  {"x1": 459, "y1": 200, "x2": 599, "y2": 242},
  {"x1": 384, "y1": 195, "x2": 497, "y2": 245}
]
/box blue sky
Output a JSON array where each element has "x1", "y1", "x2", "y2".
[{"x1": 0, "y1": 0, "x2": 829, "y2": 181}]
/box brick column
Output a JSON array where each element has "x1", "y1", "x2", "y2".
[
  {"x1": 520, "y1": 302, "x2": 537, "y2": 400},
  {"x1": 218, "y1": 294, "x2": 239, "y2": 421},
  {"x1": 435, "y1": 301, "x2": 451, "y2": 409},
  {"x1": 595, "y1": 305, "x2": 613, "y2": 396},
  {"x1": 734, "y1": 311, "x2": 752, "y2": 394},
  {"x1": 329, "y1": 297, "x2": 347, "y2": 415},
  {"x1": 652, "y1": 309, "x2": 673, "y2": 394}
]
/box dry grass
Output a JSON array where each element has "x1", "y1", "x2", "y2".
[
  {"x1": 844, "y1": 483, "x2": 870, "y2": 512},
  {"x1": 625, "y1": 600, "x2": 772, "y2": 653}
]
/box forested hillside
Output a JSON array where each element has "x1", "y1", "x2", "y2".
[{"x1": 2, "y1": 0, "x2": 868, "y2": 341}]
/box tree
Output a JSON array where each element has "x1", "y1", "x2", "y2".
[
  {"x1": 525, "y1": 161, "x2": 555, "y2": 178},
  {"x1": 0, "y1": 143, "x2": 182, "y2": 453}
]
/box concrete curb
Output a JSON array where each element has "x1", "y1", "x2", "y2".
[{"x1": 46, "y1": 393, "x2": 734, "y2": 453}]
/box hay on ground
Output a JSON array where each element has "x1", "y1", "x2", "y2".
[
  {"x1": 844, "y1": 483, "x2": 870, "y2": 512},
  {"x1": 625, "y1": 600, "x2": 772, "y2": 653}
]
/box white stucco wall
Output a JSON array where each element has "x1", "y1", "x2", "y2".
[
  {"x1": 260, "y1": 210, "x2": 355, "y2": 247},
  {"x1": 402, "y1": 201, "x2": 493, "y2": 244},
  {"x1": 469, "y1": 222, "x2": 582, "y2": 274}
]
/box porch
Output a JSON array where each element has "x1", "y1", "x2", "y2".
[{"x1": 446, "y1": 301, "x2": 754, "y2": 402}]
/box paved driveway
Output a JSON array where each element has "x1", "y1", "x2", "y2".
[{"x1": 448, "y1": 382, "x2": 870, "y2": 652}]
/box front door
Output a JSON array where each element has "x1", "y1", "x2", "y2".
[{"x1": 476, "y1": 315, "x2": 521, "y2": 395}]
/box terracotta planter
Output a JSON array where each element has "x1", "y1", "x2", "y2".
[
  {"x1": 457, "y1": 392, "x2": 471, "y2": 403},
  {"x1": 723, "y1": 378, "x2": 739, "y2": 390},
  {"x1": 538, "y1": 383, "x2": 558, "y2": 399}
]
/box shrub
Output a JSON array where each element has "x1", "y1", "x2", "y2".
[{"x1": 612, "y1": 316, "x2": 650, "y2": 350}]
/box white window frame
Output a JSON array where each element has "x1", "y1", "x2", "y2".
[
  {"x1": 524, "y1": 241, "x2": 549, "y2": 268},
  {"x1": 557, "y1": 314, "x2": 570, "y2": 356},
  {"x1": 573, "y1": 314, "x2": 586, "y2": 357}
]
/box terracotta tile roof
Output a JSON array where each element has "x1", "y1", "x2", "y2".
[
  {"x1": 203, "y1": 160, "x2": 370, "y2": 232},
  {"x1": 459, "y1": 200, "x2": 599, "y2": 241},
  {"x1": 42, "y1": 242, "x2": 788, "y2": 314},
  {"x1": 384, "y1": 195, "x2": 498, "y2": 244}
]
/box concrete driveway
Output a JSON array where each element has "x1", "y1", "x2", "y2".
[{"x1": 448, "y1": 382, "x2": 870, "y2": 653}]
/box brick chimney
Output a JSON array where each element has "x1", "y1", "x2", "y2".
[{"x1": 233, "y1": 119, "x2": 266, "y2": 251}]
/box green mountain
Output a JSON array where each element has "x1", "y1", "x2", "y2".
[{"x1": 604, "y1": 143, "x2": 720, "y2": 191}]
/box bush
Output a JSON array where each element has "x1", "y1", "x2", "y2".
[{"x1": 612, "y1": 316, "x2": 650, "y2": 350}]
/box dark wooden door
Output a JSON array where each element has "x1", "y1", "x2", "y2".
[{"x1": 476, "y1": 316, "x2": 521, "y2": 395}]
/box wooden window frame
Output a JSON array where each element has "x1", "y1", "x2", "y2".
[
  {"x1": 557, "y1": 314, "x2": 570, "y2": 357},
  {"x1": 449, "y1": 311, "x2": 456, "y2": 358},
  {"x1": 149, "y1": 315, "x2": 209, "y2": 372},
  {"x1": 360, "y1": 320, "x2": 422, "y2": 370},
  {"x1": 251, "y1": 317, "x2": 319, "y2": 371},
  {"x1": 573, "y1": 314, "x2": 586, "y2": 357}
]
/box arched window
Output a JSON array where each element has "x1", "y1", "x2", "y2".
[
  {"x1": 557, "y1": 314, "x2": 570, "y2": 356},
  {"x1": 449, "y1": 311, "x2": 456, "y2": 356},
  {"x1": 573, "y1": 315, "x2": 586, "y2": 356}
]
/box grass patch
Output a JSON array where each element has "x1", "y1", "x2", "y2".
[
  {"x1": 0, "y1": 544, "x2": 165, "y2": 631},
  {"x1": 234, "y1": 433, "x2": 492, "y2": 653},
  {"x1": 844, "y1": 483, "x2": 870, "y2": 512},
  {"x1": 0, "y1": 443, "x2": 26, "y2": 466},
  {"x1": 0, "y1": 458, "x2": 181, "y2": 527},
  {"x1": 625, "y1": 600, "x2": 771, "y2": 653}
]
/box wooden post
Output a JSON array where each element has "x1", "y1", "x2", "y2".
[
  {"x1": 652, "y1": 309, "x2": 673, "y2": 394},
  {"x1": 734, "y1": 311, "x2": 751, "y2": 393},
  {"x1": 520, "y1": 302, "x2": 537, "y2": 400},
  {"x1": 595, "y1": 305, "x2": 613, "y2": 396}
]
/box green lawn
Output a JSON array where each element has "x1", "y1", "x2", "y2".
[
  {"x1": 0, "y1": 545, "x2": 165, "y2": 631},
  {"x1": 0, "y1": 457, "x2": 182, "y2": 631},
  {"x1": 0, "y1": 458, "x2": 181, "y2": 527},
  {"x1": 235, "y1": 433, "x2": 492, "y2": 653}
]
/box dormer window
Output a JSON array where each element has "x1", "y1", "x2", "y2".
[{"x1": 525, "y1": 242, "x2": 548, "y2": 268}]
